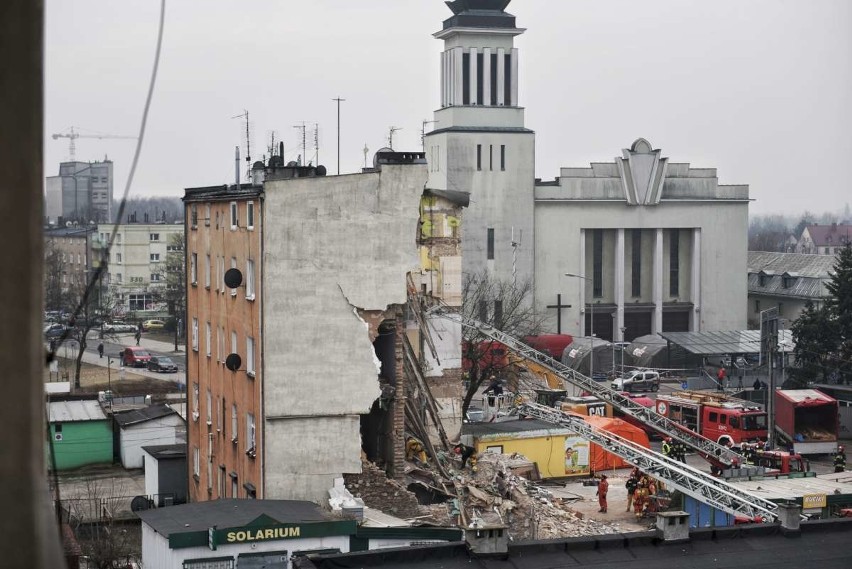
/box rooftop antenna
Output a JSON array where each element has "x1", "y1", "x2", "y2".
[
  {"x1": 332, "y1": 97, "x2": 345, "y2": 174},
  {"x1": 388, "y1": 126, "x2": 402, "y2": 150},
  {"x1": 293, "y1": 122, "x2": 307, "y2": 166},
  {"x1": 267, "y1": 130, "x2": 278, "y2": 158},
  {"x1": 232, "y1": 110, "x2": 251, "y2": 179},
  {"x1": 421, "y1": 120, "x2": 437, "y2": 150},
  {"x1": 363, "y1": 144, "x2": 369, "y2": 169},
  {"x1": 313, "y1": 123, "x2": 319, "y2": 167}
]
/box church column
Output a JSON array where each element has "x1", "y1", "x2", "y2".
[
  {"x1": 441, "y1": 51, "x2": 448, "y2": 107},
  {"x1": 578, "y1": 229, "x2": 586, "y2": 336},
  {"x1": 453, "y1": 47, "x2": 464, "y2": 106},
  {"x1": 496, "y1": 48, "x2": 505, "y2": 106},
  {"x1": 653, "y1": 228, "x2": 663, "y2": 334},
  {"x1": 510, "y1": 48, "x2": 519, "y2": 106},
  {"x1": 469, "y1": 47, "x2": 478, "y2": 105},
  {"x1": 482, "y1": 47, "x2": 491, "y2": 106},
  {"x1": 615, "y1": 229, "x2": 625, "y2": 341},
  {"x1": 691, "y1": 229, "x2": 701, "y2": 331}
]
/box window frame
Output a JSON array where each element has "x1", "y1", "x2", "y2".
[
  {"x1": 246, "y1": 259, "x2": 255, "y2": 300},
  {"x1": 230, "y1": 201, "x2": 238, "y2": 230},
  {"x1": 247, "y1": 201, "x2": 255, "y2": 230}
]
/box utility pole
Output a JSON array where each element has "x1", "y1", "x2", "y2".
[
  {"x1": 332, "y1": 97, "x2": 345, "y2": 174},
  {"x1": 761, "y1": 307, "x2": 779, "y2": 449}
]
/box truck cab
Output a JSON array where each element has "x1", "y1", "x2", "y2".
[
  {"x1": 655, "y1": 390, "x2": 767, "y2": 446},
  {"x1": 749, "y1": 449, "x2": 808, "y2": 475}
]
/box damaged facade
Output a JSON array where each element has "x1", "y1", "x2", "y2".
[{"x1": 185, "y1": 152, "x2": 441, "y2": 504}]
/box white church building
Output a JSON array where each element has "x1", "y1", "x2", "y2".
[{"x1": 425, "y1": 0, "x2": 749, "y2": 342}]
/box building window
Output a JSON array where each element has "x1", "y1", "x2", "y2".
[
  {"x1": 205, "y1": 254, "x2": 211, "y2": 288},
  {"x1": 500, "y1": 145, "x2": 506, "y2": 171},
  {"x1": 219, "y1": 257, "x2": 225, "y2": 293},
  {"x1": 631, "y1": 229, "x2": 641, "y2": 297},
  {"x1": 231, "y1": 331, "x2": 238, "y2": 354},
  {"x1": 246, "y1": 259, "x2": 255, "y2": 300},
  {"x1": 230, "y1": 257, "x2": 237, "y2": 296},
  {"x1": 205, "y1": 204, "x2": 211, "y2": 227},
  {"x1": 247, "y1": 413, "x2": 256, "y2": 454},
  {"x1": 150, "y1": 253, "x2": 160, "y2": 262},
  {"x1": 247, "y1": 201, "x2": 255, "y2": 230},
  {"x1": 778, "y1": 303, "x2": 784, "y2": 317},
  {"x1": 128, "y1": 293, "x2": 155, "y2": 311},
  {"x1": 192, "y1": 383, "x2": 199, "y2": 417},
  {"x1": 206, "y1": 389, "x2": 212, "y2": 424},
  {"x1": 246, "y1": 336, "x2": 255, "y2": 377},
  {"x1": 669, "y1": 229, "x2": 680, "y2": 297},
  {"x1": 218, "y1": 465, "x2": 226, "y2": 498},
  {"x1": 116, "y1": 234, "x2": 121, "y2": 244},
  {"x1": 116, "y1": 252, "x2": 122, "y2": 264},
  {"x1": 192, "y1": 318, "x2": 199, "y2": 351},
  {"x1": 190, "y1": 253, "x2": 198, "y2": 285},
  {"x1": 593, "y1": 229, "x2": 603, "y2": 298},
  {"x1": 219, "y1": 326, "x2": 225, "y2": 362},
  {"x1": 476, "y1": 144, "x2": 482, "y2": 171},
  {"x1": 487, "y1": 228, "x2": 495, "y2": 260},
  {"x1": 489, "y1": 144, "x2": 493, "y2": 170},
  {"x1": 150, "y1": 273, "x2": 161, "y2": 282},
  {"x1": 192, "y1": 446, "x2": 200, "y2": 477},
  {"x1": 755, "y1": 299, "x2": 761, "y2": 313},
  {"x1": 190, "y1": 204, "x2": 198, "y2": 228},
  {"x1": 206, "y1": 322, "x2": 212, "y2": 357},
  {"x1": 462, "y1": 52, "x2": 470, "y2": 105},
  {"x1": 149, "y1": 233, "x2": 160, "y2": 242},
  {"x1": 230, "y1": 201, "x2": 238, "y2": 230},
  {"x1": 231, "y1": 404, "x2": 238, "y2": 443},
  {"x1": 758, "y1": 272, "x2": 767, "y2": 287},
  {"x1": 231, "y1": 475, "x2": 238, "y2": 498},
  {"x1": 115, "y1": 273, "x2": 122, "y2": 283}
]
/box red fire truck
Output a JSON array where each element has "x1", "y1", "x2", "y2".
[{"x1": 654, "y1": 390, "x2": 767, "y2": 446}]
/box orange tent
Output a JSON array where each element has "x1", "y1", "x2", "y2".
[{"x1": 583, "y1": 414, "x2": 651, "y2": 472}]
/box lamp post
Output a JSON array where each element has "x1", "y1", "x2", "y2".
[
  {"x1": 565, "y1": 273, "x2": 594, "y2": 380},
  {"x1": 620, "y1": 326, "x2": 627, "y2": 376}
]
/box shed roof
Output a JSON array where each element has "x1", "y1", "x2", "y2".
[
  {"x1": 48, "y1": 399, "x2": 107, "y2": 423},
  {"x1": 659, "y1": 329, "x2": 794, "y2": 355},
  {"x1": 137, "y1": 499, "x2": 335, "y2": 537},
  {"x1": 463, "y1": 418, "x2": 572, "y2": 438},
  {"x1": 142, "y1": 444, "x2": 186, "y2": 460},
  {"x1": 113, "y1": 403, "x2": 179, "y2": 427}
]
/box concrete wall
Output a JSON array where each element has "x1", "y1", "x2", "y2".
[
  {"x1": 747, "y1": 294, "x2": 808, "y2": 329},
  {"x1": 261, "y1": 164, "x2": 426, "y2": 503},
  {"x1": 120, "y1": 414, "x2": 184, "y2": 469}
]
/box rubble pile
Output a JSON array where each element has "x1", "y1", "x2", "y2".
[
  {"x1": 459, "y1": 453, "x2": 622, "y2": 540},
  {"x1": 343, "y1": 460, "x2": 425, "y2": 520}
]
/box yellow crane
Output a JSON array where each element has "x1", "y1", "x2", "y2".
[{"x1": 52, "y1": 126, "x2": 137, "y2": 161}]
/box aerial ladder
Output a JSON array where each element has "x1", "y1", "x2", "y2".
[
  {"x1": 437, "y1": 310, "x2": 747, "y2": 469},
  {"x1": 52, "y1": 126, "x2": 138, "y2": 161},
  {"x1": 518, "y1": 401, "x2": 782, "y2": 522}
]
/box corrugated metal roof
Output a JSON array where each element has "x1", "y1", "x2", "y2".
[
  {"x1": 804, "y1": 224, "x2": 852, "y2": 247},
  {"x1": 747, "y1": 251, "x2": 833, "y2": 299},
  {"x1": 660, "y1": 330, "x2": 794, "y2": 355},
  {"x1": 48, "y1": 399, "x2": 107, "y2": 422}
]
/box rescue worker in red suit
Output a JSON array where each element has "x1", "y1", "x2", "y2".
[{"x1": 596, "y1": 474, "x2": 609, "y2": 513}]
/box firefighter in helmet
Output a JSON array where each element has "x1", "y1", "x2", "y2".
[
  {"x1": 835, "y1": 445, "x2": 847, "y2": 473},
  {"x1": 661, "y1": 437, "x2": 673, "y2": 459}
]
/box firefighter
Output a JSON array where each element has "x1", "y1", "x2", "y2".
[
  {"x1": 675, "y1": 440, "x2": 688, "y2": 463},
  {"x1": 405, "y1": 437, "x2": 427, "y2": 464},
  {"x1": 661, "y1": 437, "x2": 673, "y2": 459},
  {"x1": 835, "y1": 446, "x2": 847, "y2": 473},
  {"x1": 453, "y1": 443, "x2": 477, "y2": 469},
  {"x1": 596, "y1": 474, "x2": 609, "y2": 513}
]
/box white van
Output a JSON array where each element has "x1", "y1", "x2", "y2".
[{"x1": 611, "y1": 370, "x2": 660, "y2": 392}]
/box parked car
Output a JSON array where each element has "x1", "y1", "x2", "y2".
[
  {"x1": 121, "y1": 346, "x2": 152, "y2": 367},
  {"x1": 147, "y1": 356, "x2": 178, "y2": 373},
  {"x1": 103, "y1": 322, "x2": 137, "y2": 334},
  {"x1": 141, "y1": 319, "x2": 166, "y2": 331},
  {"x1": 44, "y1": 323, "x2": 69, "y2": 339},
  {"x1": 611, "y1": 369, "x2": 660, "y2": 392}
]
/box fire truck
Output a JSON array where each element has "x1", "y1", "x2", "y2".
[{"x1": 655, "y1": 390, "x2": 767, "y2": 446}]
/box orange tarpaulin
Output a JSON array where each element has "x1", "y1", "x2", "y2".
[{"x1": 583, "y1": 414, "x2": 651, "y2": 472}]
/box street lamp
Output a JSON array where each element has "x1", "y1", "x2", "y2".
[
  {"x1": 620, "y1": 326, "x2": 627, "y2": 375},
  {"x1": 565, "y1": 273, "x2": 594, "y2": 380}
]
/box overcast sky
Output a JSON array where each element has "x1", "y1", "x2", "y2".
[{"x1": 45, "y1": 0, "x2": 852, "y2": 215}]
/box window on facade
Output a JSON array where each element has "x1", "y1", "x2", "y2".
[
  {"x1": 230, "y1": 201, "x2": 238, "y2": 230},
  {"x1": 231, "y1": 404, "x2": 238, "y2": 442},
  {"x1": 489, "y1": 144, "x2": 493, "y2": 170},
  {"x1": 758, "y1": 272, "x2": 767, "y2": 287},
  {"x1": 150, "y1": 273, "x2": 161, "y2": 282},
  {"x1": 462, "y1": 52, "x2": 470, "y2": 105},
  {"x1": 219, "y1": 257, "x2": 225, "y2": 293},
  {"x1": 190, "y1": 253, "x2": 198, "y2": 285},
  {"x1": 631, "y1": 229, "x2": 641, "y2": 297},
  {"x1": 116, "y1": 252, "x2": 122, "y2": 264},
  {"x1": 246, "y1": 336, "x2": 255, "y2": 377},
  {"x1": 116, "y1": 273, "x2": 122, "y2": 283},
  {"x1": 192, "y1": 446, "x2": 200, "y2": 477},
  {"x1": 205, "y1": 254, "x2": 211, "y2": 288},
  {"x1": 205, "y1": 204, "x2": 211, "y2": 227},
  {"x1": 219, "y1": 327, "x2": 225, "y2": 362},
  {"x1": 247, "y1": 413, "x2": 256, "y2": 453},
  {"x1": 247, "y1": 201, "x2": 255, "y2": 230},
  {"x1": 246, "y1": 259, "x2": 255, "y2": 299},
  {"x1": 128, "y1": 293, "x2": 154, "y2": 311},
  {"x1": 149, "y1": 233, "x2": 160, "y2": 242},
  {"x1": 778, "y1": 303, "x2": 784, "y2": 316},
  {"x1": 593, "y1": 229, "x2": 603, "y2": 298},
  {"x1": 500, "y1": 145, "x2": 506, "y2": 171},
  {"x1": 487, "y1": 228, "x2": 495, "y2": 260},
  {"x1": 206, "y1": 389, "x2": 212, "y2": 424},
  {"x1": 231, "y1": 331, "x2": 238, "y2": 355},
  {"x1": 218, "y1": 465, "x2": 226, "y2": 498},
  {"x1": 669, "y1": 229, "x2": 680, "y2": 297},
  {"x1": 206, "y1": 322, "x2": 212, "y2": 357},
  {"x1": 192, "y1": 317, "x2": 199, "y2": 351},
  {"x1": 755, "y1": 299, "x2": 761, "y2": 313},
  {"x1": 230, "y1": 257, "x2": 237, "y2": 295},
  {"x1": 116, "y1": 234, "x2": 121, "y2": 244},
  {"x1": 192, "y1": 383, "x2": 199, "y2": 415},
  {"x1": 231, "y1": 476, "x2": 238, "y2": 499},
  {"x1": 476, "y1": 145, "x2": 482, "y2": 171},
  {"x1": 190, "y1": 204, "x2": 198, "y2": 228}
]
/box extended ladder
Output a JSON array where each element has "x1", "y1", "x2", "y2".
[
  {"x1": 439, "y1": 311, "x2": 745, "y2": 468},
  {"x1": 519, "y1": 401, "x2": 779, "y2": 522}
]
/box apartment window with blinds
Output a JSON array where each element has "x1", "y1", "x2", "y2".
[
  {"x1": 230, "y1": 202, "x2": 238, "y2": 230},
  {"x1": 631, "y1": 229, "x2": 642, "y2": 297},
  {"x1": 247, "y1": 201, "x2": 255, "y2": 230},
  {"x1": 669, "y1": 229, "x2": 680, "y2": 296},
  {"x1": 205, "y1": 322, "x2": 211, "y2": 357},
  {"x1": 487, "y1": 228, "x2": 495, "y2": 260},
  {"x1": 246, "y1": 336, "x2": 255, "y2": 377},
  {"x1": 231, "y1": 404, "x2": 238, "y2": 443},
  {"x1": 191, "y1": 318, "x2": 199, "y2": 351},
  {"x1": 593, "y1": 229, "x2": 603, "y2": 298},
  {"x1": 190, "y1": 253, "x2": 197, "y2": 285},
  {"x1": 246, "y1": 259, "x2": 255, "y2": 300}
]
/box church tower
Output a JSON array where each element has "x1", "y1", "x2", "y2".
[{"x1": 425, "y1": 0, "x2": 535, "y2": 287}]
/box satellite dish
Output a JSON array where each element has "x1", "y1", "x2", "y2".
[
  {"x1": 225, "y1": 353, "x2": 242, "y2": 372},
  {"x1": 224, "y1": 268, "x2": 243, "y2": 289},
  {"x1": 130, "y1": 496, "x2": 151, "y2": 512}
]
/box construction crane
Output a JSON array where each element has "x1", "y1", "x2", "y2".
[
  {"x1": 518, "y1": 401, "x2": 784, "y2": 523},
  {"x1": 52, "y1": 127, "x2": 137, "y2": 161},
  {"x1": 435, "y1": 308, "x2": 748, "y2": 470}
]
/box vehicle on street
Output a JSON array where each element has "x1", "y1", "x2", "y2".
[
  {"x1": 103, "y1": 322, "x2": 137, "y2": 334},
  {"x1": 122, "y1": 346, "x2": 152, "y2": 367},
  {"x1": 147, "y1": 356, "x2": 178, "y2": 373},
  {"x1": 44, "y1": 323, "x2": 70, "y2": 339},
  {"x1": 611, "y1": 370, "x2": 660, "y2": 392},
  {"x1": 655, "y1": 389, "x2": 766, "y2": 446},
  {"x1": 142, "y1": 319, "x2": 166, "y2": 331}
]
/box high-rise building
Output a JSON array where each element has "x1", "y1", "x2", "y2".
[{"x1": 45, "y1": 159, "x2": 114, "y2": 223}]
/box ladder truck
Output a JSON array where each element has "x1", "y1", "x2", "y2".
[
  {"x1": 518, "y1": 401, "x2": 781, "y2": 522},
  {"x1": 438, "y1": 310, "x2": 748, "y2": 471}
]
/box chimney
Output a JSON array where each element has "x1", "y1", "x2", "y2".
[
  {"x1": 777, "y1": 502, "x2": 802, "y2": 534},
  {"x1": 235, "y1": 146, "x2": 240, "y2": 188},
  {"x1": 655, "y1": 511, "x2": 690, "y2": 543}
]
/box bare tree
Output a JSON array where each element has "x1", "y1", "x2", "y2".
[
  {"x1": 460, "y1": 272, "x2": 544, "y2": 416},
  {"x1": 44, "y1": 240, "x2": 67, "y2": 311}
]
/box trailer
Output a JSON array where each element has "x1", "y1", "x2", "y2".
[{"x1": 775, "y1": 389, "x2": 839, "y2": 455}]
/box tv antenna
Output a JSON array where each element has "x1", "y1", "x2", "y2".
[
  {"x1": 421, "y1": 120, "x2": 437, "y2": 150},
  {"x1": 232, "y1": 110, "x2": 251, "y2": 179},
  {"x1": 388, "y1": 126, "x2": 402, "y2": 150},
  {"x1": 363, "y1": 144, "x2": 369, "y2": 169},
  {"x1": 293, "y1": 122, "x2": 307, "y2": 166}
]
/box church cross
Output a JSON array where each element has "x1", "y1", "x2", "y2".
[{"x1": 546, "y1": 294, "x2": 572, "y2": 335}]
